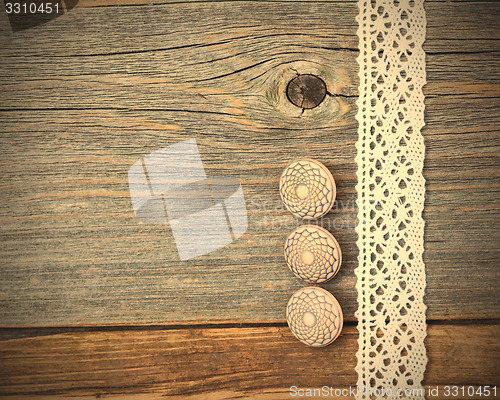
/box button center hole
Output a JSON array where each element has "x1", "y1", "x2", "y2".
[
  {"x1": 301, "y1": 250, "x2": 315, "y2": 265},
  {"x1": 302, "y1": 311, "x2": 316, "y2": 328},
  {"x1": 295, "y1": 184, "x2": 309, "y2": 200}
]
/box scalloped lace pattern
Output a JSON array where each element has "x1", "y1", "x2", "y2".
[{"x1": 354, "y1": 0, "x2": 427, "y2": 398}]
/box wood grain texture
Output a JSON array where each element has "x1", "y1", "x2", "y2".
[
  {"x1": 0, "y1": 1, "x2": 499, "y2": 326},
  {"x1": 0, "y1": 323, "x2": 498, "y2": 398}
]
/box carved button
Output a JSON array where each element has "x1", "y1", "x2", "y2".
[
  {"x1": 284, "y1": 225, "x2": 342, "y2": 283},
  {"x1": 286, "y1": 286, "x2": 343, "y2": 347},
  {"x1": 279, "y1": 159, "x2": 336, "y2": 219}
]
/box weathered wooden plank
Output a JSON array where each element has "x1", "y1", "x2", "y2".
[
  {"x1": 0, "y1": 323, "x2": 498, "y2": 398},
  {"x1": 1, "y1": 1, "x2": 498, "y2": 56},
  {"x1": 0, "y1": 0, "x2": 499, "y2": 326}
]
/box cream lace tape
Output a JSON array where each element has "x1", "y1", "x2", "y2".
[{"x1": 354, "y1": 0, "x2": 428, "y2": 398}]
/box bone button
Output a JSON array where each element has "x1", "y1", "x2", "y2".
[
  {"x1": 286, "y1": 286, "x2": 343, "y2": 347},
  {"x1": 284, "y1": 225, "x2": 342, "y2": 284},
  {"x1": 279, "y1": 159, "x2": 336, "y2": 219}
]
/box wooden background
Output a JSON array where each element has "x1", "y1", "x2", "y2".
[{"x1": 0, "y1": 0, "x2": 499, "y2": 398}]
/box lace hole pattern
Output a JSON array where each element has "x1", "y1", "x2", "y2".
[{"x1": 355, "y1": 0, "x2": 427, "y2": 398}]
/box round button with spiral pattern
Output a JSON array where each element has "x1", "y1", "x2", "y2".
[
  {"x1": 284, "y1": 225, "x2": 342, "y2": 283},
  {"x1": 279, "y1": 159, "x2": 336, "y2": 219},
  {"x1": 286, "y1": 286, "x2": 343, "y2": 347}
]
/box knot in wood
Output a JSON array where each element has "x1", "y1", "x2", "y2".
[{"x1": 286, "y1": 74, "x2": 327, "y2": 109}]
